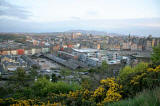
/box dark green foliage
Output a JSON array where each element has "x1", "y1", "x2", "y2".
[
  {"x1": 29, "y1": 68, "x2": 38, "y2": 78},
  {"x1": 88, "y1": 61, "x2": 108, "y2": 73},
  {"x1": 9, "y1": 68, "x2": 27, "y2": 88},
  {"x1": 51, "y1": 74, "x2": 58, "y2": 82},
  {"x1": 0, "y1": 87, "x2": 9, "y2": 98},
  {"x1": 44, "y1": 74, "x2": 50, "y2": 80},
  {"x1": 81, "y1": 78, "x2": 91, "y2": 90},
  {"x1": 119, "y1": 62, "x2": 148, "y2": 81},
  {"x1": 13, "y1": 77, "x2": 81, "y2": 98},
  {"x1": 31, "y1": 64, "x2": 40, "y2": 70},
  {"x1": 101, "y1": 61, "x2": 108, "y2": 72},
  {"x1": 120, "y1": 70, "x2": 160, "y2": 98},
  {"x1": 151, "y1": 45, "x2": 160, "y2": 66}
]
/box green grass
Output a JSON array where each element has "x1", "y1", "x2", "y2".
[{"x1": 105, "y1": 87, "x2": 160, "y2": 106}]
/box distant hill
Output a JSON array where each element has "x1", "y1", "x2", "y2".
[
  {"x1": 0, "y1": 33, "x2": 26, "y2": 41},
  {"x1": 66, "y1": 30, "x2": 126, "y2": 36},
  {"x1": 66, "y1": 30, "x2": 108, "y2": 35}
]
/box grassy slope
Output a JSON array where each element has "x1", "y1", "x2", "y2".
[{"x1": 106, "y1": 87, "x2": 160, "y2": 106}]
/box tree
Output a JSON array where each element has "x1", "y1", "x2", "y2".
[
  {"x1": 30, "y1": 68, "x2": 38, "y2": 78},
  {"x1": 101, "y1": 61, "x2": 108, "y2": 72},
  {"x1": 119, "y1": 62, "x2": 148, "y2": 81},
  {"x1": 9, "y1": 67, "x2": 27, "y2": 89},
  {"x1": 31, "y1": 64, "x2": 40, "y2": 69},
  {"x1": 151, "y1": 45, "x2": 160, "y2": 66},
  {"x1": 44, "y1": 74, "x2": 50, "y2": 80},
  {"x1": 15, "y1": 67, "x2": 26, "y2": 86},
  {"x1": 51, "y1": 74, "x2": 58, "y2": 82},
  {"x1": 119, "y1": 65, "x2": 133, "y2": 80}
]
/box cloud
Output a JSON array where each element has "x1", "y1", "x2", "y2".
[
  {"x1": 0, "y1": 0, "x2": 31, "y2": 19},
  {"x1": 86, "y1": 10, "x2": 99, "y2": 16},
  {"x1": 70, "y1": 17, "x2": 81, "y2": 20},
  {"x1": 0, "y1": 10, "x2": 159, "y2": 36}
]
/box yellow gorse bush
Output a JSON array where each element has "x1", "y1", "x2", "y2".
[
  {"x1": 11, "y1": 102, "x2": 61, "y2": 106},
  {"x1": 147, "y1": 65, "x2": 160, "y2": 72},
  {"x1": 67, "y1": 89, "x2": 91, "y2": 100},
  {"x1": 0, "y1": 98, "x2": 62, "y2": 106},
  {"x1": 101, "y1": 78, "x2": 122, "y2": 103},
  {"x1": 130, "y1": 73, "x2": 147, "y2": 85},
  {"x1": 83, "y1": 89, "x2": 90, "y2": 99},
  {"x1": 130, "y1": 65, "x2": 160, "y2": 85},
  {"x1": 67, "y1": 90, "x2": 80, "y2": 98},
  {"x1": 93, "y1": 86, "x2": 105, "y2": 98},
  {"x1": 92, "y1": 78, "x2": 122, "y2": 104},
  {"x1": 103, "y1": 91, "x2": 122, "y2": 102}
]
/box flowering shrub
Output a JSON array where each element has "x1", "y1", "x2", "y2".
[
  {"x1": 68, "y1": 90, "x2": 82, "y2": 99},
  {"x1": 47, "y1": 89, "x2": 94, "y2": 106},
  {"x1": 92, "y1": 86, "x2": 106, "y2": 103},
  {"x1": 91, "y1": 78, "x2": 123, "y2": 105},
  {"x1": 67, "y1": 89, "x2": 94, "y2": 105},
  {"x1": 0, "y1": 98, "x2": 61, "y2": 106},
  {"x1": 83, "y1": 89, "x2": 90, "y2": 98},
  {"x1": 101, "y1": 78, "x2": 122, "y2": 104},
  {"x1": 147, "y1": 65, "x2": 160, "y2": 72},
  {"x1": 130, "y1": 73, "x2": 147, "y2": 85},
  {"x1": 120, "y1": 65, "x2": 160, "y2": 98},
  {"x1": 119, "y1": 62, "x2": 148, "y2": 81},
  {"x1": 93, "y1": 86, "x2": 105, "y2": 98}
]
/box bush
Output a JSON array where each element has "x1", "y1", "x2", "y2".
[
  {"x1": 92, "y1": 78, "x2": 123, "y2": 104},
  {"x1": 119, "y1": 62, "x2": 148, "y2": 81},
  {"x1": 119, "y1": 65, "x2": 133, "y2": 80},
  {"x1": 105, "y1": 87, "x2": 160, "y2": 106},
  {"x1": 50, "y1": 81, "x2": 81, "y2": 94},
  {"x1": 12, "y1": 77, "x2": 81, "y2": 99},
  {"x1": 151, "y1": 45, "x2": 160, "y2": 66},
  {"x1": 32, "y1": 78, "x2": 81, "y2": 97},
  {"x1": 0, "y1": 98, "x2": 61, "y2": 106},
  {"x1": 120, "y1": 65, "x2": 160, "y2": 98}
]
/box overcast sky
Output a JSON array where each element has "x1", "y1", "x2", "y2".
[{"x1": 0, "y1": 0, "x2": 160, "y2": 36}]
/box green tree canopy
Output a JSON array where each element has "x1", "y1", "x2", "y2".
[
  {"x1": 151, "y1": 45, "x2": 160, "y2": 66},
  {"x1": 119, "y1": 62, "x2": 148, "y2": 80},
  {"x1": 15, "y1": 67, "x2": 26, "y2": 85},
  {"x1": 100, "y1": 60, "x2": 108, "y2": 72}
]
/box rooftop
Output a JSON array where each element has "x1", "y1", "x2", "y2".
[{"x1": 72, "y1": 48, "x2": 98, "y2": 53}]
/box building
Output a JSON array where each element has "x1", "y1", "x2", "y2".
[
  {"x1": 122, "y1": 42, "x2": 130, "y2": 50},
  {"x1": 146, "y1": 40, "x2": 152, "y2": 51},
  {"x1": 1, "y1": 55, "x2": 27, "y2": 72},
  {"x1": 21, "y1": 55, "x2": 39, "y2": 68},
  {"x1": 17, "y1": 49, "x2": 25, "y2": 55},
  {"x1": 11, "y1": 50, "x2": 17, "y2": 55},
  {"x1": 58, "y1": 51, "x2": 78, "y2": 60},
  {"x1": 35, "y1": 48, "x2": 42, "y2": 54},
  {"x1": 72, "y1": 48, "x2": 99, "y2": 58},
  {"x1": 86, "y1": 57, "x2": 100, "y2": 67},
  {"x1": 72, "y1": 33, "x2": 82, "y2": 39},
  {"x1": 32, "y1": 48, "x2": 36, "y2": 55},
  {"x1": 41, "y1": 47, "x2": 49, "y2": 53},
  {"x1": 131, "y1": 43, "x2": 138, "y2": 51}
]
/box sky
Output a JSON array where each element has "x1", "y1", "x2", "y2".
[{"x1": 0, "y1": 0, "x2": 160, "y2": 36}]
